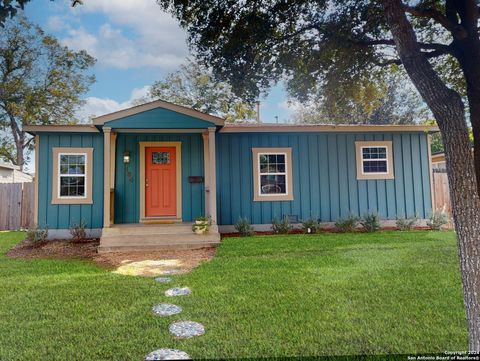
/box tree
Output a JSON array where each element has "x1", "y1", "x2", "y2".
[
  {"x1": 0, "y1": 16, "x2": 95, "y2": 170},
  {"x1": 135, "y1": 59, "x2": 256, "y2": 122},
  {"x1": 157, "y1": 0, "x2": 480, "y2": 348},
  {"x1": 290, "y1": 70, "x2": 429, "y2": 124},
  {"x1": 0, "y1": 0, "x2": 82, "y2": 26}
]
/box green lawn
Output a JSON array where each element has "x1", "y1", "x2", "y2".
[{"x1": 0, "y1": 231, "x2": 467, "y2": 360}]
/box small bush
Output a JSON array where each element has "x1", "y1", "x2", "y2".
[
  {"x1": 234, "y1": 217, "x2": 255, "y2": 237},
  {"x1": 360, "y1": 212, "x2": 380, "y2": 232},
  {"x1": 271, "y1": 216, "x2": 293, "y2": 234},
  {"x1": 396, "y1": 216, "x2": 418, "y2": 231},
  {"x1": 301, "y1": 218, "x2": 321, "y2": 234},
  {"x1": 69, "y1": 219, "x2": 87, "y2": 242},
  {"x1": 334, "y1": 215, "x2": 359, "y2": 233},
  {"x1": 26, "y1": 225, "x2": 48, "y2": 246},
  {"x1": 427, "y1": 210, "x2": 449, "y2": 230}
]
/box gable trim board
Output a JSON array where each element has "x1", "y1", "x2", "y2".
[{"x1": 92, "y1": 99, "x2": 224, "y2": 126}]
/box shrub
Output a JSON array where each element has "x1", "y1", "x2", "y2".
[
  {"x1": 360, "y1": 212, "x2": 380, "y2": 232},
  {"x1": 234, "y1": 217, "x2": 255, "y2": 237},
  {"x1": 427, "y1": 210, "x2": 449, "y2": 230},
  {"x1": 271, "y1": 216, "x2": 293, "y2": 234},
  {"x1": 69, "y1": 219, "x2": 87, "y2": 242},
  {"x1": 334, "y1": 215, "x2": 359, "y2": 233},
  {"x1": 396, "y1": 216, "x2": 418, "y2": 231},
  {"x1": 301, "y1": 218, "x2": 321, "y2": 234},
  {"x1": 26, "y1": 224, "x2": 48, "y2": 246}
]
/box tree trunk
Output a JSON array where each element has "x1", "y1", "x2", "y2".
[
  {"x1": 8, "y1": 114, "x2": 25, "y2": 171},
  {"x1": 383, "y1": 0, "x2": 480, "y2": 351},
  {"x1": 449, "y1": 0, "x2": 480, "y2": 196},
  {"x1": 15, "y1": 135, "x2": 24, "y2": 172}
]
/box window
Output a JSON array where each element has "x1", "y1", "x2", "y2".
[
  {"x1": 152, "y1": 151, "x2": 170, "y2": 164},
  {"x1": 59, "y1": 154, "x2": 86, "y2": 197},
  {"x1": 355, "y1": 141, "x2": 394, "y2": 180},
  {"x1": 252, "y1": 148, "x2": 293, "y2": 201},
  {"x1": 52, "y1": 148, "x2": 94, "y2": 204}
]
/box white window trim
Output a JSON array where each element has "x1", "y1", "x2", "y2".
[
  {"x1": 355, "y1": 141, "x2": 394, "y2": 180},
  {"x1": 252, "y1": 147, "x2": 294, "y2": 201},
  {"x1": 57, "y1": 152, "x2": 88, "y2": 200},
  {"x1": 51, "y1": 147, "x2": 94, "y2": 205}
]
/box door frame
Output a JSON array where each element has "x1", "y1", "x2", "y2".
[{"x1": 139, "y1": 141, "x2": 182, "y2": 222}]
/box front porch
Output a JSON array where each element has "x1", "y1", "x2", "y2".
[
  {"x1": 93, "y1": 100, "x2": 223, "y2": 252},
  {"x1": 98, "y1": 223, "x2": 220, "y2": 253}
]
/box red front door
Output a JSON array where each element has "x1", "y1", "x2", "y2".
[{"x1": 145, "y1": 147, "x2": 176, "y2": 217}]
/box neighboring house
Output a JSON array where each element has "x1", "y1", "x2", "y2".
[
  {"x1": 0, "y1": 162, "x2": 33, "y2": 183},
  {"x1": 431, "y1": 152, "x2": 447, "y2": 171},
  {"x1": 25, "y1": 100, "x2": 437, "y2": 251}
]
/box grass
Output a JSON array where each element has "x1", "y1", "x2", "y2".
[{"x1": 0, "y1": 231, "x2": 467, "y2": 360}]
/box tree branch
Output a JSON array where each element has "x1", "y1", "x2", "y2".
[
  {"x1": 375, "y1": 49, "x2": 450, "y2": 66},
  {"x1": 355, "y1": 37, "x2": 453, "y2": 53},
  {"x1": 403, "y1": 3, "x2": 468, "y2": 38}
]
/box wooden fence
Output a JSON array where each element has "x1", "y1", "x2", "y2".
[
  {"x1": 432, "y1": 170, "x2": 452, "y2": 217},
  {"x1": 0, "y1": 182, "x2": 34, "y2": 230}
]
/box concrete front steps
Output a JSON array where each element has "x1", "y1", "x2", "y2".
[{"x1": 98, "y1": 223, "x2": 221, "y2": 253}]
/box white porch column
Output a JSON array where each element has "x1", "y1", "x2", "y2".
[
  {"x1": 202, "y1": 131, "x2": 210, "y2": 217},
  {"x1": 103, "y1": 127, "x2": 111, "y2": 228},
  {"x1": 207, "y1": 127, "x2": 217, "y2": 224}
]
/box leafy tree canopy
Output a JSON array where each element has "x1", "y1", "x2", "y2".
[
  {"x1": 0, "y1": 0, "x2": 82, "y2": 26},
  {"x1": 0, "y1": 16, "x2": 95, "y2": 169},
  {"x1": 289, "y1": 69, "x2": 429, "y2": 124},
  {"x1": 135, "y1": 59, "x2": 256, "y2": 122},
  {"x1": 157, "y1": 0, "x2": 464, "y2": 108}
]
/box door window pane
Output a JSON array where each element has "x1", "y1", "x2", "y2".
[{"x1": 152, "y1": 152, "x2": 170, "y2": 164}]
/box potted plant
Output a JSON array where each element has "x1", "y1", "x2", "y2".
[{"x1": 192, "y1": 215, "x2": 211, "y2": 235}]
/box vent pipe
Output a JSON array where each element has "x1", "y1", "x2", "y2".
[{"x1": 256, "y1": 101, "x2": 261, "y2": 123}]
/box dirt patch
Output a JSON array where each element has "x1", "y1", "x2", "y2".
[
  {"x1": 97, "y1": 247, "x2": 216, "y2": 273},
  {"x1": 7, "y1": 239, "x2": 216, "y2": 274},
  {"x1": 7, "y1": 239, "x2": 99, "y2": 260}
]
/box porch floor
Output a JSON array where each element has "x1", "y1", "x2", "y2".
[{"x1": 98, "y1": 223, "x2": 221, "y2": 253}]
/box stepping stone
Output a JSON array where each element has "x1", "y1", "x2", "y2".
[
  {"x1": 145, "y1": 348, "x2": 190, "y2": 360},
  {"x1": 165, "y1": 287, "x2": 191, "y2": 297},
  {"x1": 162, "y1": 269, "x2": 181, "y2": 275},
  {"x1": 169, "y1": 321, "x2": 205, "y2": 338},
  {"x1": 154, "y1": 277, "x2": 172, "y2": 283},
  {"x1": 152, "y1": 304, "x2": 182, "y2": 317}
]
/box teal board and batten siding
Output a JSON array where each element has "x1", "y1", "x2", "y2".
[
  {"x1": 37, "y1": 133, "x2": 104, "y2": 229},
  {"x1": 114, "y1": 133, "x2": 205, "y2": 223},
  {"x1": 215, "y1": 132, "x2": 432, "y2": 225}
]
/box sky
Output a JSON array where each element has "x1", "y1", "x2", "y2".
[{"x1": 23, "y1": 0, "x2": 298, "y2": 124}]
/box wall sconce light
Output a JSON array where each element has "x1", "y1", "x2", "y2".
[{"x1": 123, "y1": 151, "x2": 130, "y2": 164}]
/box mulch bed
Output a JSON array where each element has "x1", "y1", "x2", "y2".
[{"x1": 7, "y1": 238, "x2": 216, "y2": 271}]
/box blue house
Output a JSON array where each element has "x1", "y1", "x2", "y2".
[{"x1": 25, "y1": 100, "x2": 437, "y2": 251}]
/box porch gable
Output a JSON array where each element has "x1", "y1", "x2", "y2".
[
  {"x1": 101, "y1": 107, "x2": 217, "y2": 129},
  {"x1": 92, "y1": 99, "x2": 224, "y2": 129}
]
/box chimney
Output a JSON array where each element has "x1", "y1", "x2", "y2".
[{"x1": 256, "y1": 101, "x2": 261, "y2": 123}]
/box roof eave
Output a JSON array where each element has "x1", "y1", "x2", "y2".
[
  {"x1": 23, "y1": 125, "x2": 100, "y2": 135},
  {"x1": 220, "y1": 124, "x2": 439, "y2": 133}
]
